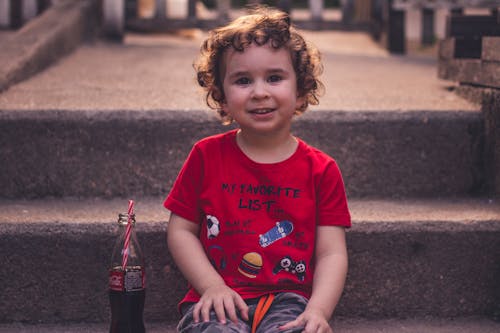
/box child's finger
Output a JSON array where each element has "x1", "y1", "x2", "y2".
[
  {"x1": 280, "y1": 328, "x2": 306, "y2": 333},
  {"x1": 234, "y1": 295, "x2": 249, "y2": 321},
  {"x1": 192, "y1": 301, "x2": 203, "y2": 323},
  {"x1": 213, "y1": 298, "x2": 227, "y2": 324},
  {"x1": 222, "y1": 298, "x2": 239, "y2": 323},
  {"x1": 279, "y1": 317, "x2": 304, "y2": 331},
  {"x1": 197, "y1": 299, "x2": 214, "y2": 323}
]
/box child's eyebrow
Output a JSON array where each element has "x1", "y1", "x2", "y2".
[
  {"x1": 267, "y1": 68, "x2": 288, "y2": 73},
  {"x1": 228, "y1": 68, "x2": 289, "y2": 78},
  {"x1": 266, "y1": 68, "x2": 292, "y2": 77},
  {"x1": 226, "y1": 70, "x2": 250, "y2": 80}
]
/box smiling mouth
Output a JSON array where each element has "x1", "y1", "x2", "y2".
[{"x1": 249, "y1": 109, "x2": 274, "y2": 115}]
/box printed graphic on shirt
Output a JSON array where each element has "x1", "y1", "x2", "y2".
[
  {"x1": 238, "y1": 252, "x2": 263, "y2": 278},
  {"x1": 220, "y1": 182, "x2": 300, "y2": 246},
  {"x1": 206, "y1": 215, "x2": 220, "y2": 239},
  {"x1": 221, "y1": 183, "x2": 301, "y2": 215},
  {"x1": 259, "y1": 221, "x2": 294, "y2": 248},
  {"x1": 208, "y1": 245, "x2": 227, "y2": 270},
  {"x1": 273, "y1": 255, "x2": 307, "y2": 281},
  {"x1": 217, "y1": 181, "x2": 308, "y2": 283}
]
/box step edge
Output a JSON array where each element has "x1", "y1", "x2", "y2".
[
  {"x1": 0, "y1": 108, "x2": 482, "y2": 122},
  {"x1": 0, "y1": 197, "x2": 497, "y2": 229}
]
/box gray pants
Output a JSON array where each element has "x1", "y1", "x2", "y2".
[{"x1": 177, "y1": 292, "x2": 307, "y2": 333}]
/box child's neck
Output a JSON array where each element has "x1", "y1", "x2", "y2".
[{"x1": 236, "y1": 130, "x2": 298, "y2": 164}]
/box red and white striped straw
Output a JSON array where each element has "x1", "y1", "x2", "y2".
[{"x1": 121, "y1": 200, "x2": 134, "y2": 270}]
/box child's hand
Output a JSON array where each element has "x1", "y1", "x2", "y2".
[
  {"x1": 279, "y1": 308, "x2": 333, "y2": 333},
  {"x1": 193, "y1": 284, "x2": 249, "y2": 325}
]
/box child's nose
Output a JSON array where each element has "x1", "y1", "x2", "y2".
[{"x1": 252, "y1": 80, "x2": 269, "y2": 99}]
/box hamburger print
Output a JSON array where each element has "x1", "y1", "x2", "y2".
[{"x1": 238, "y1": 252, "x2": 263, "y2": 278}]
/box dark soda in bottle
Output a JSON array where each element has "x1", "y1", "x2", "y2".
[{"x1": 109, "y1": 211, "x2": 146, "y2": 333}]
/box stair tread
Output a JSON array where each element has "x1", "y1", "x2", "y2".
[
  {"x1": 1, "y1": 197, "x2": 498, "y2": 322},
  {"x1": 0, "y1": 317, "x2": 499, "y2": 332},
  {"x1": 0, "y1": 197, "x2": 497, "y2": 225},
  {"x1": 0, "y1": 31, "x2": 479, "y2": 112}
]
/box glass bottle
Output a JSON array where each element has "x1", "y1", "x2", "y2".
[{"x1": 109, "y1": 213, "x2": 146, "y2": 333}]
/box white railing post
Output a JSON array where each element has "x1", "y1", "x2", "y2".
[
  {"x1": 166, "y1": 0, "x2": 189, "y2": 19},
  {"x1": 309, "y1": 0, "x2": 324, "y2": 21},
  {"x1": 0, "y1": 0, "x2": 10, "y2": 28},
  {"x1": 22, "y1": 0, "x2": 38, "y2": 23}
]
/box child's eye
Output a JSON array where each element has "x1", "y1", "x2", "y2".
[
  {"x1": 235, "y1": 77, "x2": 251, "y2": 85},
  {"x1": 268, "y1": 75, "x2": 282, "y2": 83}
]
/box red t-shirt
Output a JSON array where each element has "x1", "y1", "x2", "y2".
[{"x1": 164, "y1": 130, "x2": 351, "y2": 306}]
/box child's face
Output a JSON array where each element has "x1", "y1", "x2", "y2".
[{"x1": 221, "y1": 42, "x2": 304, "y2": 136}]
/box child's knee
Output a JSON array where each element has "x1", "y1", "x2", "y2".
[
  {"x1": 178, "y1": 306, "x2": 250, "y2": 333},
  {"x1": 178, "y1": 320, "x2": 247, "y2": 333}
]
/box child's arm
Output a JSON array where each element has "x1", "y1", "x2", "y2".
[
  {"x1": 280, "y1": 225, "x2": 348, "y2": 332},
  {"x1": 167, "y1": 213, "x2": 249, "y2": 324}
]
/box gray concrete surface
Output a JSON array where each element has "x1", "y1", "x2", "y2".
[
  {"x1": 1, "y1": 196, "x2": 498, "y2": 225},
  {"x1": 1, "y1": 317, "x2": 499, "y2": 333},
  {"x1": 0, "y1": 30, "x2": 479, "y2": 113},
  {"x1": 0, "y1": 197, "x2": 499, "y2": 323},
  {"x1": 2, "y1": 3, "x2": 474, "y2": 114},
  {"x1": 0, "y1": 0, "x2": 484, "y2": 199},
  {"x1": 0, "y1": 109, "x2": 485, "y2": 199},
  {"x1": 0, "y1": 0, "x2": 98, "y2": 93}
]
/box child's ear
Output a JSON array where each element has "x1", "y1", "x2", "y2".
[
  {"x1": 221, "y1": 102, "x2": 228, "y2": 115},
  {"x1": 295, "y1": 94, "x2": 306, "y2": 111}
]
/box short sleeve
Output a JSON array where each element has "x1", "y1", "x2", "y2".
[
  {"x1": 163, "y1": 145, "x2": 204, "y2": 224},
  {"x1": 316, "y1": 161, "x2": 351, "y2": 228}
]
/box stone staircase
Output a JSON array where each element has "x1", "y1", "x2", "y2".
[
  {"x1": 0, "y1": 0, "x2": 499, "y2": 331},
  {"x1": 0, "y1": 110, "x2": 499, "y2": 325}
]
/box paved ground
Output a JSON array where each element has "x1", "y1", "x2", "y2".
[
  {"x1": 0, "y1": 29, "x2": 479, "y2": 113},
  {"x1": 0, "y1": 3, "x2": 479, "y2": 113},
  {"x1": 1, "y1": 317, "x2": 499, "y2": 332},
  {"x1": 0, "y1": 30, "x2": 14, "y2": 44}
]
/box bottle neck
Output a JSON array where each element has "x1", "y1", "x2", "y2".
[
  {"x1": 118, "y1": 213, "x2": 136, "y2": 226},
  {"x1": 111, "y1": 212, "x2": 143, "y2": 270}
]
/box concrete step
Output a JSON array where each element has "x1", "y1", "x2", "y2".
[
  {"x1": 0, "y1": 197, "x2": 498, "y2": 324},
  {"x1": 1, "y1": 317, "x2": 500, "y2": 333},
  {"x1": 0, "y1": 0, "x2": 99, "y2": 93},
  {"x1": 0, "y1": 109, "x2": 485, "y2": 199}
]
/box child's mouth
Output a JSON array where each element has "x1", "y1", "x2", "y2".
[{"x1": 250, "y1": 109, "x2": 274, "y2": 115}]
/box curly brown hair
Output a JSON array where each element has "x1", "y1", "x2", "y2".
[{"x1": 194, "y1": 6, "x2": 324, "y2": 124}]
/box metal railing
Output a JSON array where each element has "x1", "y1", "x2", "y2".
[
  {"x1": 102, "y1": 0, "x2": 365, "y2": 39},
  {"x1": 374, "y1": 0, "x2": 499, "y2": 53}
]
